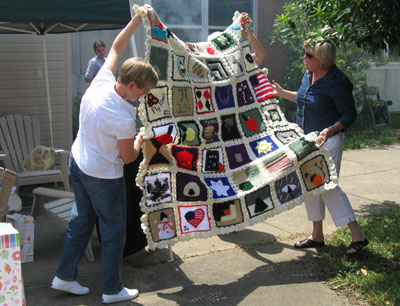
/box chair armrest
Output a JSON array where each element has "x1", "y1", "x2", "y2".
[
  {"x1": 52, "y1": 148, "x2": 69, "y2": 154},
  {"x1": 52, "y1": 148, "x2": 69, "y2": 170},
  {"x1": 0, "y1": 152, "x2": 13, "y2": 169},
  {"x1": 33, "y1": 187, "x2": 75, "y2": 199},
  {"x1": 50, "y1": 148, "x2": 70, "y2": 191},
  {"x1": 30, "y1": 187, "x2": 75, "y2": 217},
  {"x1": 0, "y1": 152, "x2": 6, "y2": 164}
]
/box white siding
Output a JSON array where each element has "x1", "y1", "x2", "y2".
[
  {"x1": 0, "y1": 34, "x2": 72, "y2": 150},
  {"x1": 70, "y1": 29, "x2": 133, "y2": 100},
  {"x1": 367, "y1": 62, "x2": 400, "y2": 113}
]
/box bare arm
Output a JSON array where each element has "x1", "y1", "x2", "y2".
[
  {"x1": 271, "y1": 80, "x2": 298, "y2": 103},
  {"x1": 242, "y1": 13, "x2": 266, "y2": 66},
  {"x1": 318, "y1": 122, "x2": 344, "y2": 147},
  {"x1": 103, "y1": 14, "x2": 142, "y2": 74},
  {"x1": 185, "y1": 42, "x2": 199, "y2": 54},
  {"x1": 118, "y1": 130, "x2": 144, "y2": 164}
]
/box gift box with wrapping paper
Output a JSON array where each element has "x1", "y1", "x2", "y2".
[
  {"x1": 6, "y1": 214, "x2": 34, "y2": 263},
  {"x1": 0, "y1": 222, "x2": 26, "y2": 305}
]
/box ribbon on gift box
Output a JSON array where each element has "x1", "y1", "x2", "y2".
[{"x1": 0, "y1": 230, "x2": 20, "y2": 249}]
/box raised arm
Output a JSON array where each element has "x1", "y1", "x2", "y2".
[
  {"x1": 103, "y1": 14, "x2": 142, "y2": 74},
  {"x1": 242, "y1": 13, "x2": 266, "y2": 66},
  {"x1": 271, "y1": 80, "x2": 298, "y2": 103}
]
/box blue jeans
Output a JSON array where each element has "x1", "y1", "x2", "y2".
[{"x1": 56, "y1": 155, "x2": 127, "y2": 294}]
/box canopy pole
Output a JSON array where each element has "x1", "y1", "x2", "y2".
[
  {"x1": 129, "y1": 0, "x2": 139, "y2": 57},
  {"x1": 129, "y1": 0, "x2": 148, "y2": 57},
  {"x1": 42, "y1": 35, "x2": 54, "y2": 147}
]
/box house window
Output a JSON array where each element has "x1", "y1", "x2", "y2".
[{"x1": 151, "y1": 0, "x2": 256, "y2": 42}]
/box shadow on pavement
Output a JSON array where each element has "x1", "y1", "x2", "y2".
[{"x1": 154, "y1": 241, "x2": 326, "y2": 305}]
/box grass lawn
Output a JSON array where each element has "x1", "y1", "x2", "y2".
[
  {"x1": 320, "y1": 207, "x2": 400, "y2": 305},
  {"x1": 321, "y1": 112, "x2": 400, "y2": 305},
  {"x1": 344, "y1": 112, "x2": 400, "y2": 150}
]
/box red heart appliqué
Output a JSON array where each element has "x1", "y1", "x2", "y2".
[
  {"x1": 185, "y1": 209, "x2": 205, "y2": 228},
  {"x1": 207, "y1": 47, "x2": 215, "y2": 55}
]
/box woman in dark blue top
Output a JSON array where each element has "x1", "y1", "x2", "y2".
[{"x1": 272, "y1": 39, "x2": 368, "y2": 256}]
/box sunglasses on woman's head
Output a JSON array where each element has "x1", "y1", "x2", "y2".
[{"x1": 304, "y1": 51, "x2": 314, "y2": 59}]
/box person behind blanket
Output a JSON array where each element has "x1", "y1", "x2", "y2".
[
  {"x1": 271, "y1": 39, "x2": 368, "y2": 256},
  {"x1": 84, "y1": 40, "x2": 107, "y2": 84},
  {"x1": 186, "y1": 12, "x2": 266, "y2": 66},
  {"x1": 240, "y1": 12, "x2": 266, "y2": 66},
  {"x1": 50, "y1": 13, "x2": 158, "y2": 304}
]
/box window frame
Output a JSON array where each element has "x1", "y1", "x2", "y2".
[{"x1": 148, "y1": 0, "x2": 257, "y2": 42}]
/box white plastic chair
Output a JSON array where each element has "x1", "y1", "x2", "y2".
[
  {"x1": 31, "y1": 187, "x2": 95, "y2": 262},
  {"x1": 0, "y1": 114, "x2": 70, "y2": 192}
]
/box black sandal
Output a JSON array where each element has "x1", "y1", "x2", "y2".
[
  {"x1": 294, "y1": 238, "x2": 325, "y2": 248},
  {"x1": 347, "y1": 239, "x2": 369, "y2": 255}
]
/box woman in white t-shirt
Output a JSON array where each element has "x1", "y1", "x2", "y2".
[{"x1": 50, "y1": 13, "x2": 158, "y2": 304}]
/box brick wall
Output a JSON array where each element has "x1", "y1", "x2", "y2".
[{"x1": 257, "y1": 0, "x2": 289, "y2": 84}]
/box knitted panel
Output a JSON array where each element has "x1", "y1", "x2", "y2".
[{"x1": 133, "y1": 5, "x2": 338, "y2": 249}]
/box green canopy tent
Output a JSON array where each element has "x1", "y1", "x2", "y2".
[
  {"x1": 0, "y1": 0, "x2": 132, "y2": 146},
  {"x1": 0, "y1": 1, "x2": 131, "y2": 34}
]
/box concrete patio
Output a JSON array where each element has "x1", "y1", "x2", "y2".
[{"x1": 18, "y1": 144, "x2": 400, "y2": 305}]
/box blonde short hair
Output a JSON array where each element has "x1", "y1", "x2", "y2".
[
  {"x1": 118, "y1": 57, "x2": 158, "y2": 88},
  {"x1": 304, "y1": 39, "x2": 336, "y2": 69}
]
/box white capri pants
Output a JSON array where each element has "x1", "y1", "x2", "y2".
[{"x1": 304, "y1": 133, "x2": 356, "y2": 227}]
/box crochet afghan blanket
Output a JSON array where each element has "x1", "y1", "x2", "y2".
[{"x1": 133, "y1": 5, "x2": 338, "y2": 250}]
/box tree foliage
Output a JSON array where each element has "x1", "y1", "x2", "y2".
[
  {"x1": 271, "y1": 0, "x2": 392, "y2": 121},
  {"x1": 274, "y1": 0, "x2": 400, "y2": 54}
]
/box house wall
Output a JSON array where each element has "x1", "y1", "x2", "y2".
[
  {"x1": 0, "y1": 34, "x2": 72, "y2": 150},
  {"x1": 70, "y1": 29, "x2": 134, "y2": 102},
  {"x1": 69, "y1": 30, "x2": 134, "y2": 139},
  {"x1": 257, "y1": 0, "x2": 289, "y2": 83}
]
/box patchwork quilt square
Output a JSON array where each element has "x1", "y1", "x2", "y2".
[
  {"x1": 245, "y1": 185, "x2": 274, "y2": 217},
  {"x1": 194, "y1": 86, "x2": 214, "y2": 114},
  {"x1": 213, "y1": 199, "x2": 244, "y2": 227},
  {"x1": 179, "y1": 205, "x2": 211, "y2": 234},
  {"x1": 148, "y1": 208, "x2": 176, "y2": 242},
  {"x1": 171, "y1": 145, "x2": 199, "y2": 171},
  {"x1": 149, "y1": 46, "x2": 168, "y2": 81},
  {"x1": 144, "y1": 172, "x2": 172, "y2": 206},
  {"x1": 172, "y1": 86, "x2": 194, "y2": 117},
  {"x1": 176, "y1": 172, "x2": 208, "y2": 202},
  {"x1": 204, "y1": 176, "x2": 237, "y2": 199},
  {"x1": 144, "y1": 86, "x2": 171, "y2": 122},
  {"x1": 200, "y1": 118, "x2": 220, "y2": 143}
]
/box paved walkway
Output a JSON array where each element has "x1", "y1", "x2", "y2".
[{"x1": 22, "y1": 144, "x2": 400, "y2": 305}]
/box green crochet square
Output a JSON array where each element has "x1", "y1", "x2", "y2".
[
  {"x1": 289, "y1": 137, "x2": 318, "y2": 161},
  {"x1": 211, "y1": 32, "x2": 236, "y2": 51}
]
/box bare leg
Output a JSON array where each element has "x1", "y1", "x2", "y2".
[
  {"x1": 310, "y1": 220, "x2": 324, "y2": 242},
  {"x1": 347, "y1": 221, "x2": 367, "y2": 254},
  {"x1": 294, "y1": 220, "x2": 325, "y2": 248},
  {"x1": 348, "y1": 221, "x2": 365, "y2": 241}
]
